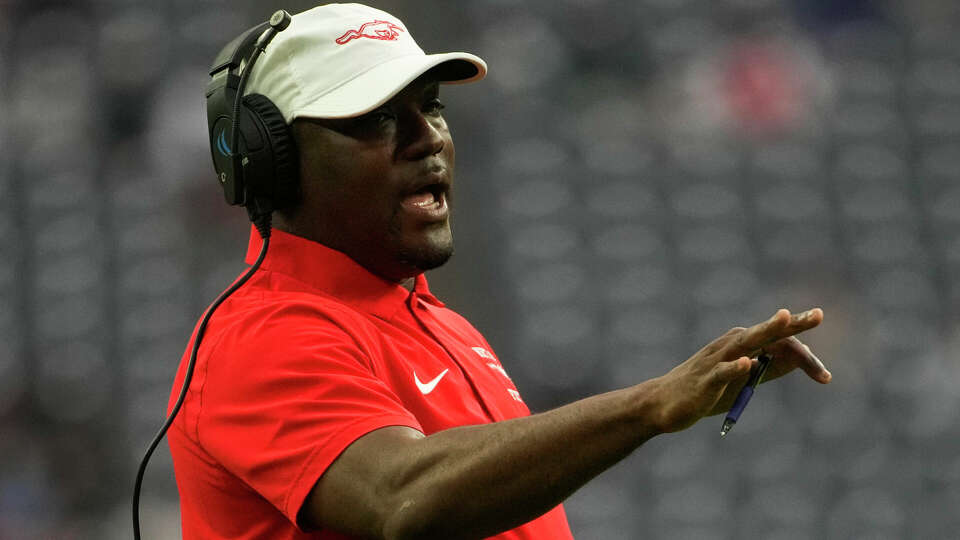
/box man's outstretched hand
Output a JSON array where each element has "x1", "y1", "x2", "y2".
[{"x1": 647, "y1": 308, "x2": 830, "y2": 434}]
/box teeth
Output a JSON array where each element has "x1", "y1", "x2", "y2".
[
  {"x1": 402, "y1": 183, "x2": 445, "y2": 212},
  {"x1": 406, "y1": 190, "x2": 437, "y2": 207}
]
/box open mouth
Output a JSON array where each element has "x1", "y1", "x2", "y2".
[
  {"x1": 405, "y1": 183, "x2": 445, "y2": 207},
  {"x1": 401, "y1": 183, "x2": 448, "y2": 219}
]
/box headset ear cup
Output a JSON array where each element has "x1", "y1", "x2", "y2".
[{"x1": 240, "y1": 93, "x2": 300, "y2": 209}]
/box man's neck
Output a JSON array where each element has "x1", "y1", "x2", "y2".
[{"x1": 272, "y1": 216, "x2": 425, "y2": 288}]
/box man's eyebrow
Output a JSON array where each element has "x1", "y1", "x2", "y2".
[{"x1": 421, "y1": 84, "x2": 440, "y2": 100}]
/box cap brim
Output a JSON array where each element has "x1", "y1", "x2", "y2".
[{"x1": 288, "y1": 52, "x2": 487, "y2": 121}]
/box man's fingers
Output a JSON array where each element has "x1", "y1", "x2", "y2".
[
  {"x1": 724, "y1": 308, "x2": 824, "y2": 358},
  {"x1": 766, "y1": 336, "x2": 832, "y2": 384},
  {"x1": 712, "y1": 356, "x2": 751, "y2": 386}
]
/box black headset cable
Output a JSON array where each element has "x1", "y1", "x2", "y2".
[{"x1": 132, "y1": 222, "x2": 271, "y2": 539}]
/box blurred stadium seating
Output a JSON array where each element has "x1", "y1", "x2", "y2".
[{"x1": 1, "y1": 0, "x2": 958, "y2": 538}]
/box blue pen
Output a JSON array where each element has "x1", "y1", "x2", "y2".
[{"x1": 720, "y1": 353, "x2": 772, "y2": 437}]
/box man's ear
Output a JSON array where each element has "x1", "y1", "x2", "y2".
[
  {"x1": 289, "y1": 119, "x2": 314, "y2": 183},
  {"x1": 289, "y1": 119, "x2": 309, "y2": 145}
]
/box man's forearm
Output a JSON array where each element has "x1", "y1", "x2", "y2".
[
  {"x1": 307, "y1": 310, "x2": 827, "y2": 539},
  {"x1": 381, "y1": 380, "x2": 664, "y2": 539}
]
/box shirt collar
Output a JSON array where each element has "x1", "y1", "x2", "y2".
[{"x1": 244, "y1": 226, "x2": 444, "y2": 320}]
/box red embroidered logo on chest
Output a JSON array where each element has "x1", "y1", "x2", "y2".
[{"x1": 335, "y1": 20, "x2": 405, "y2": 45}]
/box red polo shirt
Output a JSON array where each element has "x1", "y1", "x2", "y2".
[{"x1": 167, "y1": 227, "x2": 572, "y2": 539}]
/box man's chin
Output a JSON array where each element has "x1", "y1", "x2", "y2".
[
  {"x1": 396, "y1": 229, "x2": 454, "y2": 273},
  {"x1": 400, "y1": 242, "x2": 453, "y2": 273}
]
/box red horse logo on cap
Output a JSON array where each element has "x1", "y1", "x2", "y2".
[{"x1": 335, "y1": 20, "x2": 405, "y2": 45}]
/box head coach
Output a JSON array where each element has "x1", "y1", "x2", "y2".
[{"x1": 161, "y1": 3, "x2": 833, "y2": 539}]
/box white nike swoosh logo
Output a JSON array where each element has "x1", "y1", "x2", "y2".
[{"x1": 414, "y1": 369, "x2": 449, "y2": 395}]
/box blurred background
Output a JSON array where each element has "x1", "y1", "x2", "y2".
[{"x1": 2, "y1": 0, "x2": 959, "y2": 538}]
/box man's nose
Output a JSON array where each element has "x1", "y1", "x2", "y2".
[{"x1": 397, "y1": 110, "x2": 445, "y2": 161}]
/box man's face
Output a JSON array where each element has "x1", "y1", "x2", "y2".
[{"x1": 288, "y1": 75, "x2": 456, "y2": 282}]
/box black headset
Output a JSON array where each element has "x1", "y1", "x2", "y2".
[
  {"x1": 132, "y1": 10, "x2": 293, "y2": 539},
  {"x1": 206, "y1": 8, "x2": 299, "y2": 234}
]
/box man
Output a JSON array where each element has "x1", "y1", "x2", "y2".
[{"x1": 168, "y1": 4, "x2": 832, "y2": 539}]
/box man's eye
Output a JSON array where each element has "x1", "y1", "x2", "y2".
[
  {"x1": 425, "y1": 99, "x2": 446, "y2": 115},
  {"x1": 355, "y1": 106, "x2": 395, "y2": 126},
  {"x1": 369, "y1": 109, "x2": 395, "y2": 123}
]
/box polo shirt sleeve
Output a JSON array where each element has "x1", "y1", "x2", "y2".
[{"x1": 195, "y1": 303, "x2": 423, "y2": 528}]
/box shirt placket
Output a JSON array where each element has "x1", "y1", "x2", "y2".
[{"x1": 405, "y1": 291, "x2": 500, "y2": 422}]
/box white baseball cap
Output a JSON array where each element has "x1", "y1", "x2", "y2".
[{"x1": 244, "y1": 3, "x2": 487, "y2": 122}]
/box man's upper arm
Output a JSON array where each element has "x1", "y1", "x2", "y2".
[{"x1": 298, "y1": 425, "x2": 426, "y2": 536}]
